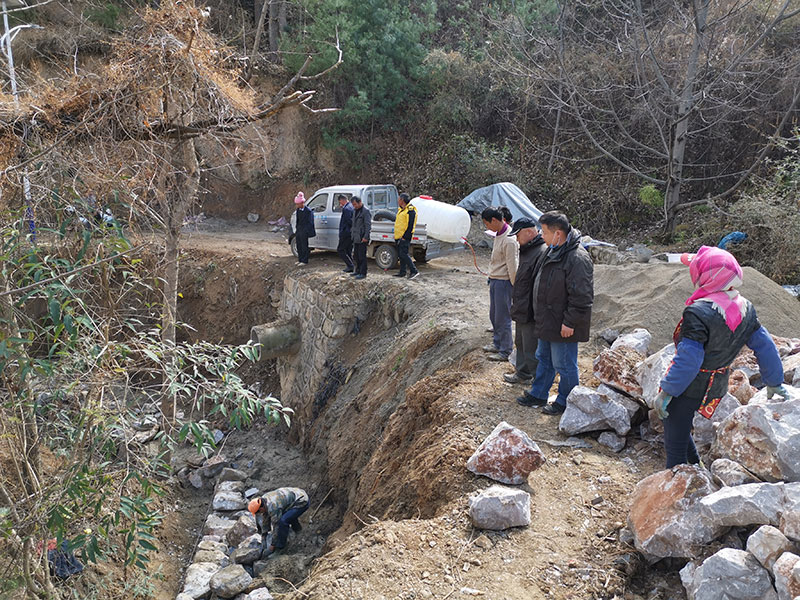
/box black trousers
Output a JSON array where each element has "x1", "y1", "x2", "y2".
[
  {"x1": 396, "y1": 239, "x2": 417, "y2": 275},
  {"x1": 296, "y1": 234, "x2": 310, "y2": 263},
  {"x1": 662, "y1": 394, "x2": 702, "y2": 468},
  {"x1": 338, "y1": 235, "x2": 354, "y2": 270},
  {"x1": 353, "y1": 242, "x2": 368, "y2": 276}
]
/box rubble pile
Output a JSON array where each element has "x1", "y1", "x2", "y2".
[
  {"x1": 602, "y1": 330, "x2": 800, "y2": 599},
  {"x1": 178, "y1": 462, "x2": 275, "y2": 600}
]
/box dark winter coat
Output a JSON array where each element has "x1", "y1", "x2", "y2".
[
  {"x1": 674, "y1": 301, "x2": 759, "y2": 401},
  {"x1": 339, "y1": 202, "x2": 354, "y2": 239},
  {"x1": 352, "y1": 205, "x2": 372, "y2": 244},
  {"x1": 295, "y1": 206, "x2": 316, "y2": 238},
  {"x1": 531, "y1": 228, "x2": 594, "y2": 342},
  {"x1": 510, "y1": 234, "x2": 548, "y2": 323}
]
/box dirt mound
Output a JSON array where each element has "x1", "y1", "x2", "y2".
[{"x1": 593, "y1": 263, "x2": 800, "y2": 349}]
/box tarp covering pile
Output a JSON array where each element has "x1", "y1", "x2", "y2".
[{"x1": 457, "y1": 183, "x2": 542, "y2": 223}]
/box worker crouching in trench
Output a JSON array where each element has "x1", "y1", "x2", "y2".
[{"x1": 248, "y1": 487, "x2": 309, "y2": 557}]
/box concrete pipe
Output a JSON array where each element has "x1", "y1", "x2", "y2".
[{"x1": 250, "y1": 319, "x2": 301, "y2": 360}]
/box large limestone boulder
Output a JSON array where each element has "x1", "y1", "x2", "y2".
[
  {"x1": 218, "y1": 467, "x2": 249, "y2": 482},
  {"x1": 780, "y1": 483, "x2": 800, "y2": 542},
  {"x1": 466, "y1": 422, "x2": 546, "y2": 484},
  {"x1": 628, "y1": 465, "x2": 725, "y2": 558},
  {"x1": 199, "y1": 454, "x2": 228, "y2": 478},
  {"x1": 210, "y1": 564, "x2": 253, "y2": 599},
  {"x1": 636, "y1": 343, "x2": 675, "y2": 406},
  {"x1": 469, "y1": 485, "x2": 531, "y2": 530},
  {"x1": 226, "y1": 514, "x2": 259, "y2": 547},
  {"x1": 692, "y1": 393, "x2": 741, "y2": 448},
  {"x1": 698, "y1": 482, "x2": 785, "y2": 528},
  {"x1": 182, "y1": 562, "x2": 221, "y2": 599},
  {"x1": 213, "y1": 491, "x2": 248, "y2": 512},
  {"x1": 680, "y1": 548, "x2": 777, "y2": 600},
  {"x1": 232, "y1": 534, "x2": 264, "y2": 565},
  {"x1": 194, "y1": 549, "x2": 230, "y2": 567},
  {"x1": 204, "y1": 514, "x2": 238, "y2": 538},
  {"x1": 198, "y1": 539, "x2": 229, "y2": 554},
  {"x1": 728, "y1": 369, "x2": 756, "y2": 404},
  {"x1": 747, "y1": 526, "x2": 797, "y2": 571},
  {"x1": 593, "y1": 346, "x2": 644, "y2": 398},
  {"x1": 217, "y1": 480, "x2": 246, "y2": 494},
  {"x1": 710, "y1": 458, "x2": 761, "y2": 487},
  {"x1": 711, "y1": 400, "x2": 800, "y2": 482},
  {"x1": 773, "y1": 552, "x2": 800, "y2": 600},
  {"x1": 558, "y1": 386, "x2": 634, "y2": 436},
  {"x1": 611, "y1": 328, "x2": 652, "y2": 355}
]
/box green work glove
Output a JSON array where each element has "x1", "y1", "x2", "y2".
[
  {"x1": 766, "y1": 385, "x2": 789, "y2": 400},
  {"x1": 654, "y1": 390, "x2": 671, "y2": 420}
]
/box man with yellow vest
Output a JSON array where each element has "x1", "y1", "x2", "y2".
[{"x1": 394, "y1": 193, "x2": 420, "y2": 280}]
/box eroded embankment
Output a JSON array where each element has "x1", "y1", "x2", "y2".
[{"x1": 272, "y1": 270, "x2": 488, "y2": 540}]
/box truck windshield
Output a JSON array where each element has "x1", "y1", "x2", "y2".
[{"x1": 307, "y1": 193, "x2": 328, "y2": 213}]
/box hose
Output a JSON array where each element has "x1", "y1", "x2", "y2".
[{"x1": 460, "y1": 237, "x2": 488, "y2": 276}]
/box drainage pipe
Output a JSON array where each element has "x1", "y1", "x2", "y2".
[{"x1": 250, "y1": 319, "x2": 301, "y2": 360}]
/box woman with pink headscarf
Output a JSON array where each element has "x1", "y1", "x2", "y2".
[
  {"x1": 654, "y1": 246, "x2": 787, "y2": 468},
  {"x1": 293, "y1": 191, "x2": 315, "y2": 265}
]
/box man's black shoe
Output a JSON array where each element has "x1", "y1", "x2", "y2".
[
  {"x1": 394, "y1": 272, "x2": 406, "y2": 277},
  {"x1": 342, "y1": 268, "x2": 354, "y2": 273},
  {"x1": 291, "y1": 521, "x2": 302, "y2": 533},
  {"x1": 516, "y1": 393, "x2": 547, "y2": 407},
  {"x1": 542, "y1": 402, "x2": 566, "y2": 415}
]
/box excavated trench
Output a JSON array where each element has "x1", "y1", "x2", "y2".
[{"x1": 170, "y1": 256, "x2": 486, "y2": 598}]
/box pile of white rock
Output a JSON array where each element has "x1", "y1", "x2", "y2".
[
  {"x1": 178, "y1": 464, "x2": 274, "y2": 600},
  {"x1": 559, "y1": 328, "x2": 800, "y2": 455},
  {"x1": 617, "y1": 332, "x2": 800, "y2": 599}
]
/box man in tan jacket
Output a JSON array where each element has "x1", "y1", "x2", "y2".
[{"x1": 481, "y1": 207, "x2": 519, "y2": 361}]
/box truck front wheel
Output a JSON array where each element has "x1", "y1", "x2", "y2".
[
  {"x1": 375, "y1": 244, "x2": 398, "y2": 270},
  {"x1": 290, "y1": 236, "x2": 299, "y2": 258}
]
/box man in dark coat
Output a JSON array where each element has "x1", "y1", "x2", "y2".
[
  {"x1": 504, "y1": 218, "x2": 547, "y2": 386},
  {"x1": 337, "y1": 194, "x2": 355, "y2": 273},
  {"x1": 350, "y1": 196, "x2": 371, "y2": 280},
  {"x1": 293, "y1": 191, "x2": 315, "y2": 265},
  {"x1": 521, "y1": 211, "x2": 593, "y2": 415}
]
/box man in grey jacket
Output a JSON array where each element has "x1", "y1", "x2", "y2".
[{"x1": 351, "y1": 196, "x2": 372, "y2": 280}]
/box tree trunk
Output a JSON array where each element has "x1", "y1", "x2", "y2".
[
  {"x1": 268, "y1": 0, "x2": 280, "y2": 61},
  {"x1": 278, "y1": 0, "x2": 287, "y2": 33},
  {"x1": 245, "y1": 0, "x2": 271, "y2": 80},
  {"x1": 160, "y1": 136, "x2": 199, "y2": 431},
  {"x1": 664, "y1": 0, "x2": 709, "y2": 233}
]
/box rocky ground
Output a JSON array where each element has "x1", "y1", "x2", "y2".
[{"x1": 139, "y1": 219, "x2": 800, "y2": 600}]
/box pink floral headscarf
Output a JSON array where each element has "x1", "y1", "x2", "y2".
[{"x1": 681, "y1": 246, "x2": 746, "y2": 331}]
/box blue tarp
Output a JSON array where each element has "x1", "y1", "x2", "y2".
[{"x1": 457, "y1": 183, "x2": 542, "y2": 224}]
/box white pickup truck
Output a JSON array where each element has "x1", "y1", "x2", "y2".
[{"x1": 289, "y1": 184, "x2": 464, "y2": 270}]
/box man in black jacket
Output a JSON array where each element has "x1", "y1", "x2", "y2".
[
  {"x1": 293, "y1": 192, "x2": 315, "y2": 265},
  {"x1": 505, "y1": 218, "x2": 548, "y2": 385},
  {"x1": 350, "y1": 196, "x2": 372, "y2": 280},
  {"x1": 519, "y1": 211, "x2": 593, "y2": 414},
  {"x1": 337, "y1": 194, "x2": 355, "y2": 273}
]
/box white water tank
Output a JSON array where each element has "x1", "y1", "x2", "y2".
[{"x1": 410, "y1": 195, "x2": 471, "y2": 244}]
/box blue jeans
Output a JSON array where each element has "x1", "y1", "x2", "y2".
[
  {"x1": 528, "y1": 339, "x2": 579, "y2": 406},
  {"x1": 662, "y1": 394, "x2": 702, "y2": 468},
  {"x1": 273, "y1": 501, "x2": 309, "y2": 549},
  {"x1": 489, "y1": 279, "x2": 513, "y2": 357}
]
